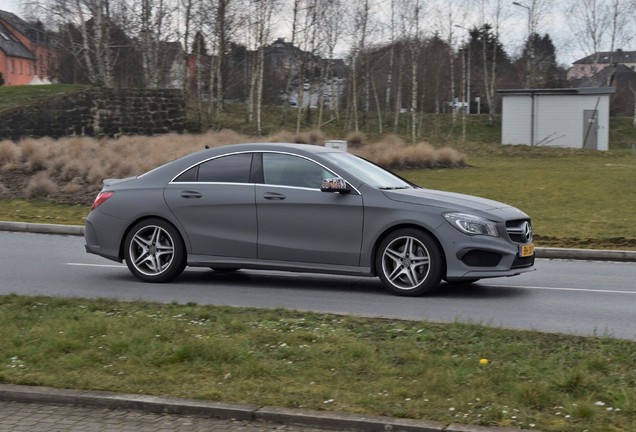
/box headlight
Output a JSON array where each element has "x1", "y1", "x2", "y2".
[{"x1": 443, "y1": 213, "x2": 499, "y2": 237}]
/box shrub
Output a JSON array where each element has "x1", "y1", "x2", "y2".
[
  {"x1": 61, "y1": 178, "x2": 83, "y2": 194},
  {"x1": 346, "y1": 131, "x2": 366, "y2": 148},
  {"x1": 267, "y1": 130, "x2": 296, "y2": 143},
  {"x1": 25, "y1": 172, "x2": 57, "y2": 198},
  {"x1": 0, "y1": 140, "x2": 18, "y2": 166},
  {"x1": 19, "y1": 138, "x2": 49, "y2": 171},
  {"x1": 352, "y1": 139, "x2": 466, "y2": 170}
]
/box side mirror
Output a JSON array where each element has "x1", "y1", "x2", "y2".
[{"x1": 321, "y1": 177, "x2": 350, "y2": 193}]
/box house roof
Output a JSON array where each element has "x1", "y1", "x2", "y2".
[
  {"x1": 0, "y1": 20, "x2": 34, "y2": 59},
  {"x1": 573, "y1": 64, "x2": 636, "y2": 87},
  {"x1": 0, "y1": 10, "x2": 53, "y2": 43},
  {"x1": 573, "y1": 50, "x2": 636, "y2": 65}
]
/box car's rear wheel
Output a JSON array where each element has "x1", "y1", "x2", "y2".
[
  {"x1": 124, "y1": 219, "x2": 186, "y2": 282},
  {"x1": 376, "y1": 229, "x2": 443, "y2": 296}
]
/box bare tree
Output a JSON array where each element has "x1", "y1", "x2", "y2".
[
  {"x1": 279, "y1": 0, "x2": 301, "y2": 125},
  {"x1": 245, "y1": 0, "x2": 278, "y2": 135},
  {"x1": 399, "y1": 0, "x2": 425, "y2": 144},
  {"x1": 436, "y1": 0, "x2": 466, "y2": 127},
  {"x1": 479, "y1": 0, "x2": 504, "y2": 123},
  {"x1": 294, "y1": 0, "x2": 325, "y2": 133},
  {"x1": 179, "y1": 0, "x2": 195, "y2": 93},
  {"x1": 133, "y1": 0, "x2": 175, "y2": 88},
  {"x1": 347, "y1": 0, "x2": 372, "y2": 132},
  {"x1": 29, "y1": 0, "x2": 119, "y2": 86},
  {"x1": 318, "y1": 0, "x2": 344, "y2": 126},
  {"x1": 564, "y1": 0, "x2": 634, "y2": 84}
]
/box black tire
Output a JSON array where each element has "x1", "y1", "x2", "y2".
[
  {"x1": 124, "y1": 218, "x2": 186, "y2": 283},
  {"x1": 375, "y1": 228, "x2": 444, "y2": 296}
]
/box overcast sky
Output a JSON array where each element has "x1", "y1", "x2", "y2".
[
  {"x1": 2, "y1": 0, "x2": 21, "y2": 15},
  {"x1": 1, "y1": 0, "x2": 631, "y2": 67}
]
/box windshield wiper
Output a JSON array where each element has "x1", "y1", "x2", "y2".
[{"x1": 379, "y1": 186, "x2": 410, "y2": 190}]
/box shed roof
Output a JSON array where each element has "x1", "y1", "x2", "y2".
[{"x1": 497, "y1": 87, "x2": 615, "y2": 96}]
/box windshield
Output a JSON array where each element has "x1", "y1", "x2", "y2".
[{"x1": 323, "y1": 152, "x2": 412, "y2": 189}]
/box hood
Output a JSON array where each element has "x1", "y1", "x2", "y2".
[{"x1": 382, "y1": 187, "x2": 518, "y2": 213}]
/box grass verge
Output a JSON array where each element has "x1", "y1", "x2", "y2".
[
  {"x1": 0, "y1": 85, "x2": 87, "y2": 113},
  {"x1": 0, "y1": 199, "x2": 88, "y2": 225},
  {"x1": 1, "y1": 295, "x2": 635, "y2": 432},
  {"x1": 400, "y1": 151, "x2": 636, "y2": 249}
]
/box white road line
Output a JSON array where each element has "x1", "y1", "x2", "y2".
[
  {"x1": 64, "y1": 264, "x2": 636, "y2": 295},
  {"x1": 487, "y1": 284, "x2": 636, "y2": 295},
  {"x1": 67, "y1": 263, "x2": 125, "y2": 269}
]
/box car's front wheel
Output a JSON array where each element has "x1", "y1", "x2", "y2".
[
  {"x1": 124, "y1": 218, "x2": 186, "y2": 282},
  {"x1": 376, "y1": 229, "x2": 443, "y2": 296}
]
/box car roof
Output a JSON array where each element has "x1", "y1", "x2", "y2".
[
  {"x1": 138, "y1": 142, "x2": 344, "y2": 183},
  {"x1": 202, "y1": 142, "x2": 339, "y2": 156}
]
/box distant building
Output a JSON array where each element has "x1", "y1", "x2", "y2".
[
  {"x1": 567, "y1": 51, "x2": 636, "y2": 116},
  {"x1": 567, "y1": 49, "x2": 636, "y2": 80},
  {"x1": 0, "y1": 10, "x2": 58, "y2": 86}
]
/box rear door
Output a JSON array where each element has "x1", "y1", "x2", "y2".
[
  {"x1": 256, "y1": 152, "x2": 364, "y2": 266},
  {"x1": 164, "y1": 152, "x2": 257, "y2": 258}
]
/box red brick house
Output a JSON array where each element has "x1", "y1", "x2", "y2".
[{"x1": 0, "y1": 10, "x2": 58, "y2": 86}]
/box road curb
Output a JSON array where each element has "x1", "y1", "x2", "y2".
[
  {"x1": 1, "y1": 221, "x2": 635, "y2": 262},
  {"x1": 0, "y1": 384, "x2": 530, "y2": 432},
  {"x1": 0, "y1": 220, "x2": 84, "y2": 236}
]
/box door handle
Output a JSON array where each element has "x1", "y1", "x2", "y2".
[
  {"x1": 263, "y1": 192, "x2": 286, "y2": 200},
  {"x1": 180, "y1": 190, "x2": 202, "y2": 199}
]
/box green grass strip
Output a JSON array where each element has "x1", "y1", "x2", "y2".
[{"x1": 1, "y1": 295, "x2": 635, "y2": 431}]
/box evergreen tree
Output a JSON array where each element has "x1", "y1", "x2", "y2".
[{"x1": 515, "y1": 32, "x2": 562, "y2": 88}]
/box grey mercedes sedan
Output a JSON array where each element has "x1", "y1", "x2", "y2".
[{"x1": 85, "y1": 143, "x2": 535, "y2": 296}]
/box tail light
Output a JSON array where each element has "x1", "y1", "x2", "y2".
[{"x1": 91, "y1": 191, "x2": 115, "y2": 210}]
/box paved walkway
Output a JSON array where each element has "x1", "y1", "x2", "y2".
[{"x1": 0, "y1": 400, "x2": 331, "y2": 432}]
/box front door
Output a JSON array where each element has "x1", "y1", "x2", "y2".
[
  {"x1": 256, "y1": 153, "x2": 364, "y2": 266},
  {"x1": 583, "y1": 110, "x2": 598, "y2": 150}
]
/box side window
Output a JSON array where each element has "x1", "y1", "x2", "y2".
[
  {"x1": 173, "y1": 166, "x2": 197, "y2": 182},
  {"x1": 174, "y1": 153, "x2": 252, "y2": 183},
  {"x1": 263, "y1": 153, "x2": 332, "y2": 189}
]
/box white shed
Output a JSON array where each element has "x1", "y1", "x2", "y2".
[{"x1": 497, "y1": 87, "x2": 615, "y2": 151}]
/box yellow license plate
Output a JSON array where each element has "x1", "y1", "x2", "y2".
[{"x1": 520, "y1": 244, "x2": 535, "y2": 257}]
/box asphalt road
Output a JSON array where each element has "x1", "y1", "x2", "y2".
[{"x1": 2, "y1": 231, "x2": 636, "y2": 340}]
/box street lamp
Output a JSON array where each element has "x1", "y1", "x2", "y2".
[
  {"x1": 513, "y1": 1, "x2": 534, "y2": 88},
  {"x1": 454, "y1": 25, "x2": 471, "y2": 114},
  {"x1": 513, "y1": 1, "x2": 536, "y2": 146}
]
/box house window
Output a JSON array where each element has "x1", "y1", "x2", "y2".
[
  {"x1": 19, "y1": 61, "x2": 23, "y2": 74},
  {"x1": 10, "y1": 60, "x2": 15, "y2": 73}
]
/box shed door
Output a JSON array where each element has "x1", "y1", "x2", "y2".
[{"x1": 583, "y1": 110, "x2": 598, "y2": 150}]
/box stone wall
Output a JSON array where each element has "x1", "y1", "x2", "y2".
[{"x1": 0, "y1": 88, "x2": 186, "y2": 140}]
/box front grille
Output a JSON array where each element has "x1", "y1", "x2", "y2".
[{"x1": 506, "y1": 219, "x2": 533, "y2": 244}]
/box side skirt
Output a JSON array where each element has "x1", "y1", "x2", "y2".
[{"x1": 187, "y1": 254, "x2": 372, "y2": 277}]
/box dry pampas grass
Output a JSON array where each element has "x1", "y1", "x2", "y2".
[
  {"x1": 1, "y1": 130, "x2": 465, "y2": 204},
  {"x1": 351, "y1": 135, "x2": 466, "y2": 170}
]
